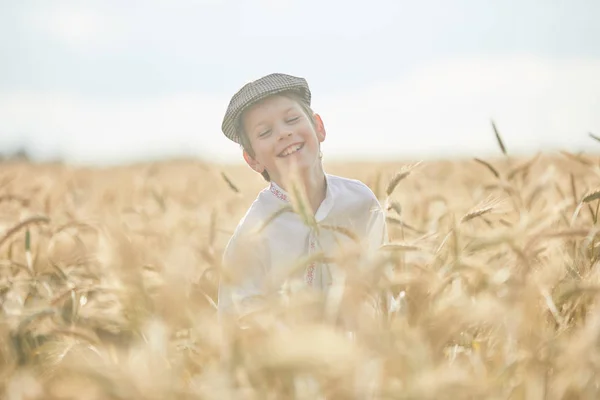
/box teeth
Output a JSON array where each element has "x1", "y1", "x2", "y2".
[{"x1": 281, "y1": 144, "x2": 302, "y2": 157}]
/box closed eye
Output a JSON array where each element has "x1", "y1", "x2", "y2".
[
  {"x1": 258, "y1": 129, "x2": 271, "y2": 137},
  {"x1": 286, "y1": 116, "x2": 300, "y2": 123}
]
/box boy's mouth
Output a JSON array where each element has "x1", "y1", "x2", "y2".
[{"x1": 278, "y1": 143, "x2": 304, "y2": 157}]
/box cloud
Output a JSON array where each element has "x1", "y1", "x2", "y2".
[
  {"x1": 314, "y1": 55, "x2": 600, "y2": 159},
  {"x1": 25, "y1": 5, "x2": 126, "y2": 52},
  {"x1": 1, "y1": 56, "x2": 599, "y2": 165},
  {"x1": 0, "y1": 90, "x2": 236, "y2": 164}
]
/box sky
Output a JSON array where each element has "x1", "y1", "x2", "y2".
[{"x1": 1, "y1": 0, "x2": 599, "y2": 165}]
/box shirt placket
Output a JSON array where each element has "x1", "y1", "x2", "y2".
[
  {"x1": 305, "y1": 229, "x2": 317, "y2": 288},
  {"x1": 269, "y1": 182, "x2": 323, "y2": 290}
]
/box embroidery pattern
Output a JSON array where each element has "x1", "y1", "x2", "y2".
[
  {"x1": 270, "y1": 183, "x2": 288, "y2": 202},
  {"x1": 306, "y1": 238, "x2": 316, "y2": 287}
]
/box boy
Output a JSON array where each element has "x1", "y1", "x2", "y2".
[{"x1": 217, "y1": 73, "x2": 388, "y2": 318}]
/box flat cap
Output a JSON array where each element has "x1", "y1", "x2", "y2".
[{"x1": 221, "y1": 73, "x2": 311, "y2": 144}]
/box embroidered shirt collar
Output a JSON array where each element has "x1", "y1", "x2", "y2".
[{"x1": 268, "y1": 175, "x2": 334, "y2": 222}]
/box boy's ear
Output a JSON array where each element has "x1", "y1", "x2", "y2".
[
  {"x1": 313, "y1": 113, "x2": 326, "y2": 143},
  {"x1": 243, "y1": 149, "x2": 265, "y2": 174}
]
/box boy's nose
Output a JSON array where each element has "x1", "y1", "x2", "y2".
[{"x1": 277, "y1": 129, "x2": 293, "y2": 139}]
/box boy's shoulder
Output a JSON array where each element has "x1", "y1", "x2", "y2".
[
  {"x1": 325, "y1": 174, "x2": 385, "y2": 220},
  {"x1": 327, "y1": 174, "x2": 381, "y2": 204},
  {"x1": 229, "y1": 188, "x2": 272, "y2": 237}
]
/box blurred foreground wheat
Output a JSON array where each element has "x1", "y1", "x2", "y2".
[{"x1": 2, "y1": 152, "x2": 600, "y2": 399}]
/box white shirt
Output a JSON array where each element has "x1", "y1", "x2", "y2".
[{"x1": 217, "y1": 173, "x2": 389, "y2": 317}]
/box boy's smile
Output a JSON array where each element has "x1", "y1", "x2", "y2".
[
  {"x1": 278, "y1": 142, "x2": 304, "y2": 158},
  {"x1": 241, "y1": 93, "x2": 326, "y2": 184}
]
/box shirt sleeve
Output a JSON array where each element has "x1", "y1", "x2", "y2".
[
  {"x1": 366, "y1": 200, "x2": 389, "y2": 252},
  {"x1": 217, "y1": 230, "x2": 270, "y2": 319},
  {"x1": 365, "y1": 200, "x2": 396, "y2": 315}
]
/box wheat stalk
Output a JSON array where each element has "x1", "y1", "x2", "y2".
[
  {"x1": 386, "y1": 201, "x2": 402, "y2": 216},
  {"x1": 589, "y1": 132, "x2": 600, "y2": 143},
  {"x1": 582, "y1": 188, "x2": 600, "y2": 203},
  {"x1": 491, "y1": 120, "x2": 507, "y2": 155},
  {"x1": 461, "y1": 206, "x2": 494, "y2": 223},
  {"x1": 3, "y1": 154, "x2": 600, "y2": 398},
  {"x1": 0, "y1": 215, "x2": 50, "y2": 249},
  {"x1": 386, "y1": 161, "x2": 422, "y2": 196},
  {"x1": 473, "y1": 158, "x2": 500, "y2": 179},
  {"x1": 220, "y1": 171, "x2": 240, "y2": 193}
]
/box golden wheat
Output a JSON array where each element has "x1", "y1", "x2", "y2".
[{"x1": 2, "y1": 153, "x2": 600, "y2": 398}]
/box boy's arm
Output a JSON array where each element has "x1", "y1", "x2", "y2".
[{"x1": 217, "y1": 232, "x2": 269, "y2": 319}]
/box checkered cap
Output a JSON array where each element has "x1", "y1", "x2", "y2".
[{"x1": 221, "y1": 73, "x2": 311, "y2": 144}]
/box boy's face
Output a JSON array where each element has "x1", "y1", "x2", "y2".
[{"x1": 241, "y1": 94, "x2": 326, "y2": 183}]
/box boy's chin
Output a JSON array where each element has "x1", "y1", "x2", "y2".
[
  {"x1": 277, "y1": 158, "x2": 319, "y2": 178},
  {"x1": 278, "y1": 156, "x2": 309, "y2": 169}
]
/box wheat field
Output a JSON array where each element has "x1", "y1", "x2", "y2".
[{"x1": 2, "y1": 150, "x2": 600, "y2": 399}]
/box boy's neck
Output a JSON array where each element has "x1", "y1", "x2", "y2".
[{"x1": 275, "y1": 166, "x2": 327, "y2": 215}]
